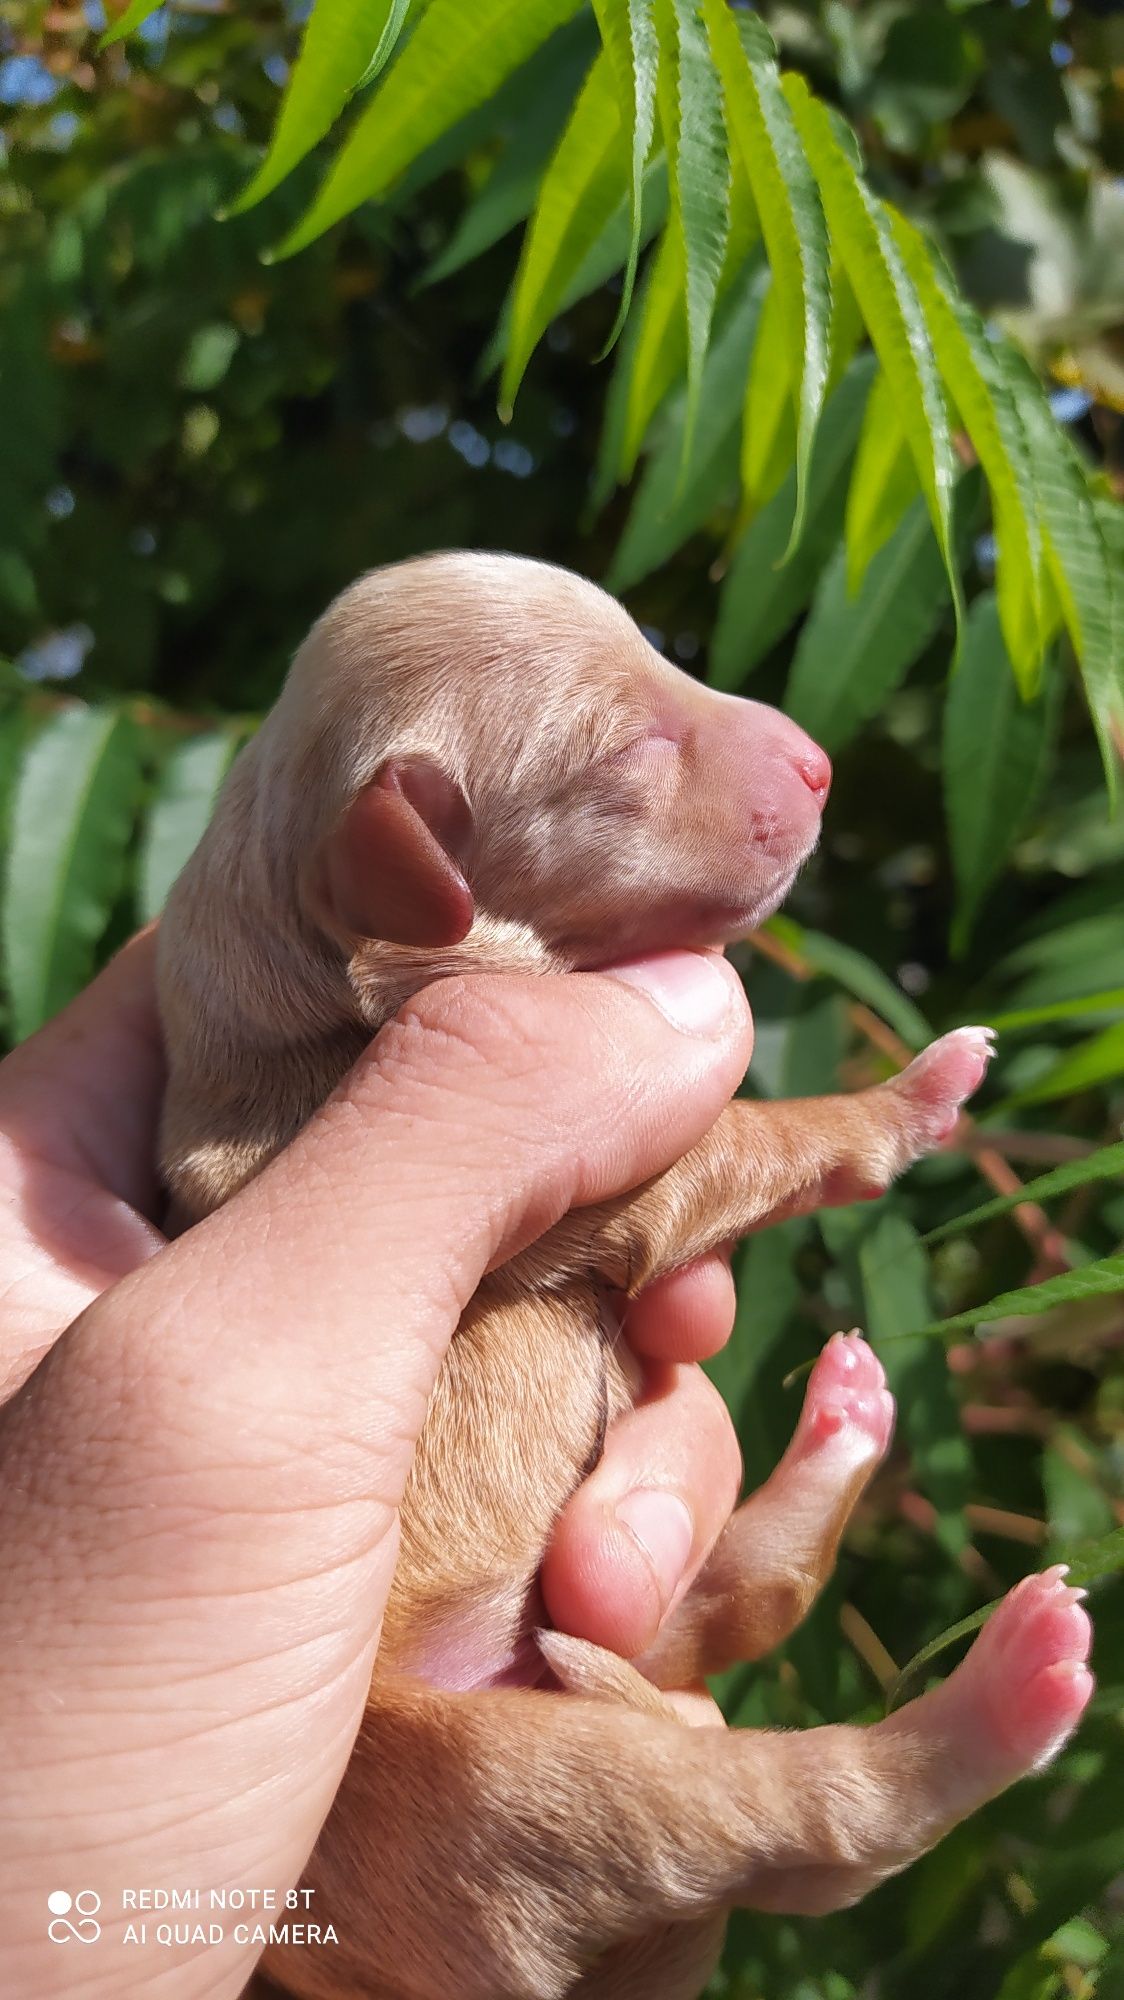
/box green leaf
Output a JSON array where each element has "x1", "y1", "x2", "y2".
[
  {"x1": 606, "y1": 267, "x2": 764, "y2": 592},
  {"x1": 740, "y1": 277, "x2": 797, "y2": 517},
  {"x1": 100, "y1": 0, "x2": 164, "y2": 47},
  {"x1": 2, "y1": 709, "x2": 143, "y2": 1043},
  {"x1": 923, "y1": 1141, "x2": 1124, "y2": 1249},
  {"x1": 709, "y1": 353, "x2": 874, "y2": 689},
  {"x1": 616, "y1": 223, "x2": 688, "y2": 480},
  {"x1": 502, "y1": 52, "x2": 628, "y2": 411},
  {"x1": 843, "y1": 363, "x2": 919, "y2": 591},
  {"x1": 592, "y1": 0, "x2": 659, "y2": 348},
  {"x1": 857, "y1": 1209, "x2": 971, "y2": 1554},
  {"x1": 887, "y1": 1601, "x2": 994, "y2": 1711},
  {"x1": 783, "y1": 493, "x2": 952, "y2": 754},
  {"x1": 983, "y1": 990, "x2": 1124, "y2": 1033},
  {"x1": 893, "y1": 219, "x2": 1045, "y2": 691},
  {"x1": 273, "y1": 0, "x2": 584, "y2": 257},
  {"x1": 227, "y1": 0, "x2": 413, "y2": 218},
  {"x1": 1008, "y1": 353, "x2": 1124, "y2": 807},
  {"x1": 138, "y1": 728, "x2": 243, "y2": 925},
  {"x1": 786, "y1": 78, "x2": 963, "y2": 638},
  {"x1": 765, "y1": 915, "x2": 933, "y2": 1049},
  {"x1": 915, "y1": 1254, "x2": 1124, "y2": 1342},
  {"x1": 704, "y1": 0, "x2": 831, "y2": 548},
  {"x1": 943, "y1": 594, "x2": 1055, "y2": 955},
  {"x1": 1062, "y1": 1522, "x2": 1124, "y2": 1589},
  {"x1": 655, "y1": 0, "x2": 730, "y2": 457},
  {"x1": 1001, "y1": 1020, "x2": 1124, "y2": 1109}
]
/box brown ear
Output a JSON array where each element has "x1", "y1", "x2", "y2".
[{"x1": 320, "y1": 756, "x2": 475, "y2": 947}]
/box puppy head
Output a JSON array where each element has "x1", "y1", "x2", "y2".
[{"x1": 278, "y1": 551, "x2": 829, "y2": 976}]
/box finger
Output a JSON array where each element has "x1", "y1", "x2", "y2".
[
  {"x1": 0, "y1": 930, "x2": 166, "y2": 1398},
  {"x1": 541, "y1": 1359, "x2": 742, "y2": 1660},
  {"x1": 620, "y1": 1247, "x2": 737, "y2": 1364}
]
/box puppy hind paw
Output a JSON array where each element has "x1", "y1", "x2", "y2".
[{"x1": 793, "y1": 1331, "x2": 895, "y2": 1468}]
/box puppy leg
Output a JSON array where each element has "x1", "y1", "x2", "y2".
[
  {"x1": 268, "y1": 1574, "x2": 1089, "y2": 2000},
  {"x1": 638, "y1": 1331, "x2": 894, "y2": 1686},
  {"x1": 514, "y1": 1027, "x2": 995, "y2": 1299}
]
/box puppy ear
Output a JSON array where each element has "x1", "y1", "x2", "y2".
[{"x1": 320, "y1": 756, "x2": 475, "y2": 947}]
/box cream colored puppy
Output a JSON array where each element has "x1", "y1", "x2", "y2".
[{"x1": 158, "y1": 554, "x2": 1091, "y2": 2000}]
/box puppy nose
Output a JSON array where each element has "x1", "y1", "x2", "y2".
[{"x1": 792, "y1": 736, "x2": 832, "y2": 803}]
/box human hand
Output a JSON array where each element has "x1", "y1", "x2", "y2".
[{"x1": 0, "y1": 936, "x2": 752, "y2": 1997}]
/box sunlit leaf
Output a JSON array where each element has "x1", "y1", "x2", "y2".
[
  {"x1": 592, "y1": 0, "x2": 659, "y2": 347},
  {"x1": 786, "y1": 79, "x2": 963, "y2": 636},
  {"x1": 923, "y1": 1140, "x2": 1124, "y2": 1249},
  {"x1": 227, "y1": 0, "x2": 414, "y2": 217},
  {"x1": 100, "y1": 0, "x2": 164, "y2": 47},
  {"x1": 913, "y1": 1254, "x2": 1124, "y2": 1341},
  {"x1": 740, "y1": 278, "x2": 796, "y2": 517},
  {"x1": 274, "y1": 0, "x2": 584, "y2": 257},
  {"x1": 502, "y1": 53, "x2": 628, "y2": 411},
  {"x1": 1001, "y1": 1020, "x2": 1124, "y2": 1109},
  {"x1": 843, "y1": 364, "x2": 919, "y2": 591},
  {"x1": 2, "y1": 708, "x2": 143, "y2": 1042},
  {"x1": 943, "y1": 594, "x2": 1055, "y2": 954},
  {"x1": 709, "y1": 353, "x2": 874, "y2": 688},
  {"x1": 654, "y1": 0, "x2": 730, "y2": 455}
]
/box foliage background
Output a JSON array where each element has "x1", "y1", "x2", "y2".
[{"x1": 2, "y1": 3, "x2": 1124, "y2": 1997}]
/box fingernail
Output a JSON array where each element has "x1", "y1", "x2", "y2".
[
  {"x1": 604, "y1": 952, "x2": 736, "y2": 1036},
  {"x1": 615, "y1": 1490, "x2": 694, "y2": 1606}
]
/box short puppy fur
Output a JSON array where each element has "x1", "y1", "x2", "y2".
[{"x1": 157, "y1": 554, "x2": 1092, "y2": 2000}]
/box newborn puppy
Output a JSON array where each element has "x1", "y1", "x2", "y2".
[{"x1": 157, "y1": 554, "x2": 1092, "y2": 2000}]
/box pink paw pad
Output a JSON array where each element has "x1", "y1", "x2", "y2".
[
  {"x1": 965, "y1": 1567, "x2": 1093, "y2": 1774},
  {"x1": 896, "y1": 1026, "x2": 997, "y2": 1143},
  {"x1": 797, "y1": 1331, "x2": 896, "y2": 1461}
]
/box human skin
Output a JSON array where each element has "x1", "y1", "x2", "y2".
[{"x1": 0, "y1": 932, "x2": 754, "y2": 1999}]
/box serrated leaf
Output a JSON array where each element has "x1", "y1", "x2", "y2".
[
  {"x1": 655, "y1": 0, "x2": 730, "y2": 458},
  {"x1": 592, "y1": 0, "x2": 659, "y2": 349},
  {"x1": 893, "y1": 218, "x2": 1045, "y2": 690},
  {"x1": 138, "y1": 728, "x2": 243, "y2": 924},
  {"x1": 274, "y1": 0, "x2": 583, "y2": 257},
  {"x1": 786, "y1": 78, "x2": 963, "y2": 638},
  {"x1": 740, "y1": 277, "x2": 797, "y2": 516},
  {"x1": 843, "y1": 363, "x2": 919, "y2": 592},
  {"x1": 784, "y1": 493, "x2": 952, "y2": 754},
  {"x1": 709, "y1": 352, "x2": 874, "y2": 688},
  {"x1": 227, "y1": 0, "x2": 413, "y2": 218},
  {"x1": 923, "y1": 1140, "x2": 1124, "y2": 1250},
  {"x1": 1008, "y1": 354, "x2": 1123, "y2": 805},
  {"x1": 943, "y1": 593, "x2": 1055, "y2": 955},
  {"x1": 502, "y1": 52, "x2": 628, "y2": 411},
  {"x1": 704, "y1": 0, "x2": 831, "y2": 548},
  {"x1": 606, "y1": 267, "x2": 765, "y2": 592},
  {"x1": 100, "y1": 0, "x2": 164, "y2": 46},
  {"x1": 2, "y1": 708, "x2": 143, "y2": 1042},
  {"x1": 765, "y1": 914, "x2": 933, "y2": 1049},
  {"x1": 913, "y1": 1254, "x2": 1124, "y2": 1341}
]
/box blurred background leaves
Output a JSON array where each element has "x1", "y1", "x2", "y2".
[{"x1": 1, "y1": 2, "x2": 1123, "y2": 1996}]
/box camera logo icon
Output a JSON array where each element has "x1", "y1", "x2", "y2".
[{"x1": 47, "y1": 1889, "x2": 102, "y2": 1943}]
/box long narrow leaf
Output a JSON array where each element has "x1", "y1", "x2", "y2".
[
  {"x1": 786, "y1": 79, "x2": 962, "y2": 636},
  {"x1": 740, "y1": 278, "x2": 796, "y2": 517},
  {"x1": 592, "y1": 0, "x2": 659, "y2": 348},
  {"x1": 655, "y1": 0, "x2": 730, "y2": 457},
  {"x1": 943, "y1": 594, "x2": 1055, "y2": 955},
  {"x1": 914, "y1": 1255, "x2": 1124, "y2": 1341},
  {"x1": 923, "y1": 1140, "x2": 1124, "y2": 1250},
  {"x1": 502, "y1": 53, "x2": 628, "y2": 411},
  {"x1": 2, "y1": 708, "x2": 143, "y2": 1042},
  {"x1": 227, "y1": 0, "x2": 413, "y2": 218},
  {"x1": 1001, "y1": 1020, "x2": 1124, "y2": 1109},
  {"x1": 100, "y1": 0, "x2": 163, "y2": 46},
  {"x1": 784, "y1": 494, "x2": 952, "y2": 753},
  {"x1": 704, "y1": 0, "x2": 831, "y2": 548},
  {"x1": 894, "y1": 218, "x2": 1045, "y2": 690},
  {"x1": 273, "y1": 0, "x2": 583, "y2": 258},
  {"x1": 843, "y1": 364, "x2": 918, "y2": 591},
  {"x1": 710, "y1": 353, "x2": 874, "y2": 688},
  {"x1": 765, "y1": 915, "x2": 933, "y2": 1048}
]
